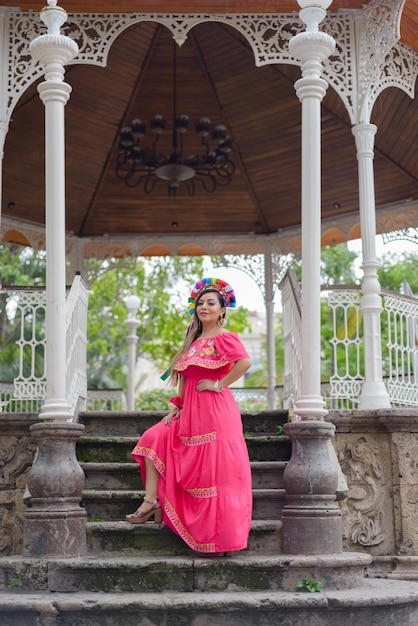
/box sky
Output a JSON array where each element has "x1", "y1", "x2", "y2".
[{"x1": 204, "y1": 234, "x2": 418, "y2": 313}]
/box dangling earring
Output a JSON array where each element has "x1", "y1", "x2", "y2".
[
  {"x1": 217, "y1": 315, "x2": 224, "y2": 327},
  {"x1": 197, "y1": 319, "x2": 202, "y2": 333}
]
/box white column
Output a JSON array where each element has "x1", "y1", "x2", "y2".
[
  {"x1": 290, "y1": 1, "x2": 335, "y2": 420},
  {"x1": 0, "y1": 121, "x2": 8, "y2": 222},
  {"x1": 352, "y1": 123, "x2": 391, "y2": 408},
  {"x1": 125, "y1": 295, "x2": 140, "y2": 411},
  {"x1": 29, "y1": 1, "x2": 79, "y2": 420},
  {"x1": 264, "y1": 239, "x2": 277, "y2": 409},
  {"x1": 281, "y1": 1, "x2": 343, "y2": 556}
]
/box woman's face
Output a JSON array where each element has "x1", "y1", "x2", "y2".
[{"x1": 195, "y1": 290, "x2": 226, "y2": 324}]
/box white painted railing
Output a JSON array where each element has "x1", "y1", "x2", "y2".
[
  {"x1": 66, "y1": 273, "x2": 89, "y2": 415},
  {"x1": 280, "y1": 270, "x2": 418, "y2": 409},
  {"x1": 3, "y1": 273, "x2": 418, "y2": 413},
  {"x1": 325, "y1": 285, "x2": 364, "y2": 409},
  {"x1": 384, "y1": 289, "x2": 418, "y2": 406},
  {"x1": 0, "y1": 381, "x2": 44, "y2": 413},
  {"x1": 280, "y1": 269, "x2": 302, "y2": 408},
  {"x1": 86, "y1": 388, "x2": 126, "y2": 411},
  {"x1": 11, "y1": 287, "x2": 47, "y2": 401},
  {"x1": 0, "y1": 274, "x2": 89, "y2": 416}
]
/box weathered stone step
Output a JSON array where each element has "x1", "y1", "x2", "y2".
[
  {"x1": 78, "y1": 410, "x2": 289, "y2": 438},
  {"x1": 81, "y1": 460, "x2": 286, "y2": 491},
  {"x1": 81, "y1": 488, "x2": 285, "y2": 521},
  {"x1": 81, "y1": 461, "x2": 141, "y2": 491},
  {"x1": 251, "y1": 460, "x2": 286, "y2": 488},
  {"x1": 86, "y1": 519, "x2": 282, "y2": 556},
  {"x1": 0, "y1": 554, "x2": 371, "y2": 594},
  {"x1": 77, "y1": 434, "x2": 291, "y2": 463},
  {"x1": 1, "y1": 569, "x2": 417, "y2": 626}
]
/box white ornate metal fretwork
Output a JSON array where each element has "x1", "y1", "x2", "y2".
[
  {"x1": 213, "y1": 250, "x2": 295, "y2": 304},
  {"x1": 1, "y1": 2, "x2": 417, "y2": 126},
  {"x1": 382, "y1": 227, "x2": 418, "y2": 248}
]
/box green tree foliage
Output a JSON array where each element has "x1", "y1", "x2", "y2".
[
  {"x1": 320, "y1": 244, "x2": 358, "y2": 286},
  {"x1": 0, "y1": 243, "x2": 46, "y2": 287},
  {"x1": 84, "y1": 256, "x2": 251, "y2": 389},
  {"x1": 378, "y1": 251, "x2": 418, "y2": 294},
  {"x1": 0, "y1": 247, "x2": 251, "y2": 390},
  {"x1": 289, "y1": 244, "x2": 360, "y2": 381},
  {"x1": 245, "y1": 321, "x2": 284, "y2": 388},
  {"x1": 84, "y1": 256, "x2": 204, "y2": 388}
]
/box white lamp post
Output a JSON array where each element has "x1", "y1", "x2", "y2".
[{"x1": 124, "y1": 295, "x2": 140, "y2": 411}]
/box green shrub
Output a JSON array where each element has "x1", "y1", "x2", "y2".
[{"x1": 137, "y1": 388, "x2": 173, "y2": 410}]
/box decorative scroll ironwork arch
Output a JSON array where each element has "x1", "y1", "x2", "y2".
[{"x1": 3, "y1": 4, "x2": 417, "y2": 125}]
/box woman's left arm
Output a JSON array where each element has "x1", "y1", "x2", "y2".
[
  {"x1": 196, "y1": 357, "x2": 251, "y2": 392},
  {"x1": 217, "y1": 357, "x2": 251, "y2": 389}
]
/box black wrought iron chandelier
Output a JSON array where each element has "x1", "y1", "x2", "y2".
[{"x1": 115, "y1": 41, "x2": 235, "y2": 197}]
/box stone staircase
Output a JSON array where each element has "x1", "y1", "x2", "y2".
[
  {"x1": 78, "y1": 410, "x2": 288, "y2": 558},
  {"x1": 1, "y1": 410, "x2": 418, "y2": 625}
]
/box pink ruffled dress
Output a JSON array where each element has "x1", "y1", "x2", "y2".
[{"x1": 131, "y1": 331, "x2": 253, "y2": 553}]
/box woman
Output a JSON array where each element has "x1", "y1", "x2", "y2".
[{"x1": 126, "y1": 277, "x2": 253, "y2": 555}]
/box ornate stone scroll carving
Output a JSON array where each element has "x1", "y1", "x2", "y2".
[
  {"x1": 339, "y1": 436, "x2": 386, "y2": 548},
  {"x1": 0, "y1": 418, "x2": 37, "y2": 556},
  {"x1": 391, "y1": 432, "x2": 418, "y2": 556}
]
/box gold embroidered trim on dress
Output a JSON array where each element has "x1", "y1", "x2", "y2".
[
  {"x1": 184, "y1": 486, "x2": 217, "y2": 498},
  {"x1": 175, "y1": 355, "x2": 230, "y2": 372},
  {"x1": 164, "y1": 498, "x2": 216, "y2": 553},
  {"x1": 131, "y1": 445, "x2": 166, "y2": 478},
  {"x1": 179, "y1": 431, "x2": 216, "y2": 446}
]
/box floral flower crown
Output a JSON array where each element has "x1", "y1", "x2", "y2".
[{"x1": 188, "y1": 277, "x2": 237, "y2": 316}]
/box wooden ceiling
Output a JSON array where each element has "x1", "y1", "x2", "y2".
[{"x1": 1, "y1": 1, "x2": 417, "y2": 245}]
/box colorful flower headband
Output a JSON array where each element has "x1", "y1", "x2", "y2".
[{"x1": 188, "y1": 277, "x2": 237, "y2": 316}]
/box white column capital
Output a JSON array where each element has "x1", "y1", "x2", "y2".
[
  {"x1": 290, "y1": 31, "x2": 335, "y2": 66},
  {"x1": 30, "y1": 36, "x2": 78, "y2": 80},
  {"x1": 289, "y1": 3, "x2": 335, "y2": 68},
  {"x1": 352, "y1": 123, "x2": 377, "y2": 156},
  {"x1": 29, "y1": 2, "x2": 78, "y2": 80}
]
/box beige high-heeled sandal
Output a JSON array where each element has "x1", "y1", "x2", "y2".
[{"x1": 125, "y1": 497, "x2": 162, "y2": 524}]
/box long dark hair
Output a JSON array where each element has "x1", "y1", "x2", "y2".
[{"x1": 169, "y1": 289, "x2": 225, "y2": 386}]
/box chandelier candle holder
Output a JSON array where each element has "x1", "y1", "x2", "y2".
[{"x1": 116, "y1": 41, "x2": 235, "y2": 197}]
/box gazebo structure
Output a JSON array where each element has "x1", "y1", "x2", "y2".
[
  {"x1": 0, "y1": 0, "x2": 418, "y2": 622},
  {"x1": 0, "y1": 0, "x2": 417, "y2": 412}
]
